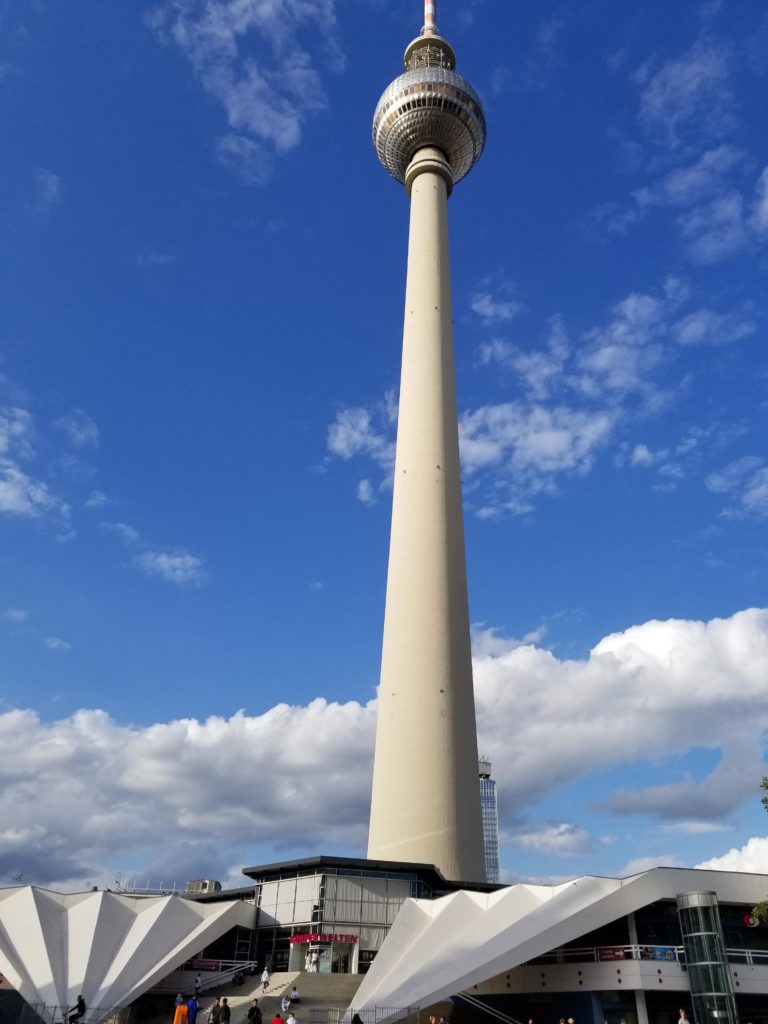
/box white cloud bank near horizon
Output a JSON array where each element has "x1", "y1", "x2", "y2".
[{"x1": 2, "y1": 607, "x2": 768, "y2": 889}]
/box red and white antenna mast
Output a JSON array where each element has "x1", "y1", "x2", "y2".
[{"x1": 421, "y1": 0, "x2": 438, "y2": 36}]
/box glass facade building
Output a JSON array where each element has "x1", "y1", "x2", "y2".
[{"x1": 479, "y1": 758, "x2": 500, "y2": 884}]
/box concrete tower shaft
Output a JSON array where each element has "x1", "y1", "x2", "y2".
[{"x1": 367, "y1": 7, "x2": 486, "y2": 883}]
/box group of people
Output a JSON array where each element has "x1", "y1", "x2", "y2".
[
  {"x1": 172, "y1": 993, "x2": 206, "y2": 1024},
  {"x1": 304, "y1": 951, "x2": 319, "y2": 973}
]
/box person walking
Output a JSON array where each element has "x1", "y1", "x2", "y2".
[
  {"x1": 173, "y1": 1000, "x2": 188, "y2": 1024},
  {"x1": 194, "y1": 974, "x2": 202, "y2": 998},
  {"x1": 261, "y1": 968, "x2": 270, "y2": 993},
  {"x1": 220, "y1": 999, "x2": 230, "y2": 1024},
  {"x1": 247, "y1": 1000, "x2": 262, "y2": 1024},
  {"x1": 188, "y1": 997, "x2": 199, "y2": 1024},
  {"x1": 209, "y1": 997, "x2": 222, "y2": 1024}
]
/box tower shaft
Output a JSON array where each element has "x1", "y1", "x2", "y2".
[{"x1": 367, "y1": 148, "x2": 486, "y2": 882}]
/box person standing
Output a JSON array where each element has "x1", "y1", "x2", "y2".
[
  {"x1": 188, "y1": 997, "x2": 199, "y2": 1024},
  {"x1": 209, "y1": 997, "x2": 222, "y2": 1024},
  {"x1": 247, "y1": 1000, "x2": 262, "y2": 1024},
  {"x1": 194, "y1": 974, "x2": 202, "y2": 998},
  {"x1": 173, "y1": 1000, "x2": 188, "y2": 1024},
  {"x1": 286, "y1": 1013, "x2": 298, "y2": 1024},
  {"x1": 220, "y1": 999, "x2": 230, "y2": 1024}
]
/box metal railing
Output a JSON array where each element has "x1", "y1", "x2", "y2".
[
  {"x1": 153, "y1": 961, "x2": 259, "y2": 994},
  {"x1": 525, "y1": 943, "x2": 768, "y2": 967},
  {"x1": 313, "y1": 1007, "x2": 419, "y2": 1024},
  {"x1": 15, "y1": 1005, "x2": 130, "y2": 1024},
  {"x1": 455, "y1": 992, "x2": 525, "y2": 1024}
]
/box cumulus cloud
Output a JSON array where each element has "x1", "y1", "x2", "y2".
[
  {"x1": 696, "y1": 837, "x2": 768, "y2": 872},
  {"x1": 473, "y1": 608, "x2": 768, "y2": 822},
  {"x1": 0, "y1": 701, "x2": 374, "y2": 886},
  {"x1": 3, "y1": 609, "x2": 768, "y2": 887},
  {"x1": 148, "y1": 0, "x2": 341, "y2": 184}
]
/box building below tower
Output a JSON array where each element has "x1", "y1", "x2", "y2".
[{"x1": 479, "y1": 757, "x2": 500, "y2": 884}]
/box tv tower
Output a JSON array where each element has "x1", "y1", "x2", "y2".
[{"x1": 367, "y1": 0, "x2": 487, "y2": 882}]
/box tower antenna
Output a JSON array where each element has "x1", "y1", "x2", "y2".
[{"x1": 421, "y1": 0, "x2": 438, "y2": 36}]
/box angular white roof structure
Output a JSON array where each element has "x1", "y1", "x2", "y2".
[
  {"x1": 0, "y1": 886, "x2": 253, "y2": 1017},
  {"x1": 352, "y1": 867, "x2": 768, "y2": 1015}
]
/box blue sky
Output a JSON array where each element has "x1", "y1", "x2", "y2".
[{"x1": 1, "y1": 0, "x2": 767, "y2": 891}]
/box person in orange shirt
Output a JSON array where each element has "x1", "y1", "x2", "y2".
[{"x1": 173, "y1": 1000, "x2": 189, "y2": 1024}]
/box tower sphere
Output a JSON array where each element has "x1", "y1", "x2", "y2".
[{"x1": 372, "y1": 35, "x2": 486, "y2": 188}]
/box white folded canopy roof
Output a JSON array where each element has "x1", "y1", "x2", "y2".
[
  {"x1": 0, "y1": 886, "x2": 253, "y2": 1015},
  {"x1": 352, "y1": 866, "x2": 768, "y2": 1016}
]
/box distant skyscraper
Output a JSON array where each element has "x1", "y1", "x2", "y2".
[
  {"x1": 479, "y1": 758, "x2": 500, "y2": 884},
  {"x1": 366, "y1": 0, "x2": 487, "y2": 882}
]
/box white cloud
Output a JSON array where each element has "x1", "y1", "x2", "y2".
[
  {"x1": 751, "y1": 167, "x2": 768, "y2": 236},
  {"x1": 678, "y1": 192, "x2": 749, "y2": 263},
  {"x1": 474, "y1": 608, "x2": 768, "y2": 821},
  {"x1": 328, "y1": 281, "x2": 751, "y2": 516},
  {"x1": 0, "y1": 463, "x2": 69, "y2": 519},
  {"x1": 53, "y1": 409, "x2": 100, "y2": 449},
  {"x1": 471, "y1": 624, "x2": 546, "y2": 658},
  {"x1": 696, "y1": 836, "x2": 768, "y2": 872},
  {"x1": 3, "y1": 608, "x2": 28, "y2": 624},
  {"x1": 636, "y1": 42, "x2": 734, "y2": 151},
  {"x1": 0, "y1": 407, "x2": 71, "y2": 522},
  {"x1": 630, "y1": 443, "x2": 655, "y2": 467},
  {"x1": 216, "y1": 133, "x2": 272, "y2": 185},
  {"x1": 508, "y1": 822, "x2": 593, "y2": 856},
  {"x1": 471, "y1": 291, "x2": 522, "y2": 325},
  {"x1": 674, "y1": 308, "x2": 755, "y2": 346},
  {"x1": 4, "y1": 608, "x2": 768, "y2": 886},
  {"x1": 135, "y1": 549, "x2": 207, "y2": 586},
  {"x1": 477, "y1": 318, "x2": 569, "y2": 401},
  {"x1": 356, "y1": 479, "x2": 376, "y2": 506},
  {"x1": 0, "y1": 700, "x2": 374, "y2": 886},
  {"x1": 459, "y1": 402, "x2": 615, "y2": 516},
  {"x1": 633, "y1": 145, "x2": 742, "y2": 209},
  {"x1": 44, "y1": 637, "x2": 71, "y2": 652},
  {"x1": 327, "y1": 404, "x2": 395, "y2": 472},
  {"x1": 705, "y1": 457, "x2": 768, "y2": 517},
  {"x1": 101, "y1": 520, "x2": 207, "y2": 585},
  {"x1": 101, "y1": 520, "x2": 141, "y2": 545},
  {"x1": 149, "y1": 0, "x2": 340, "y2": 183},
  {"x1": 85, "y1": 489, "x2": 109, "y2": 509},
  {"x1": 619, "y1": 855, "x2": 685, "y2": 876}
]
